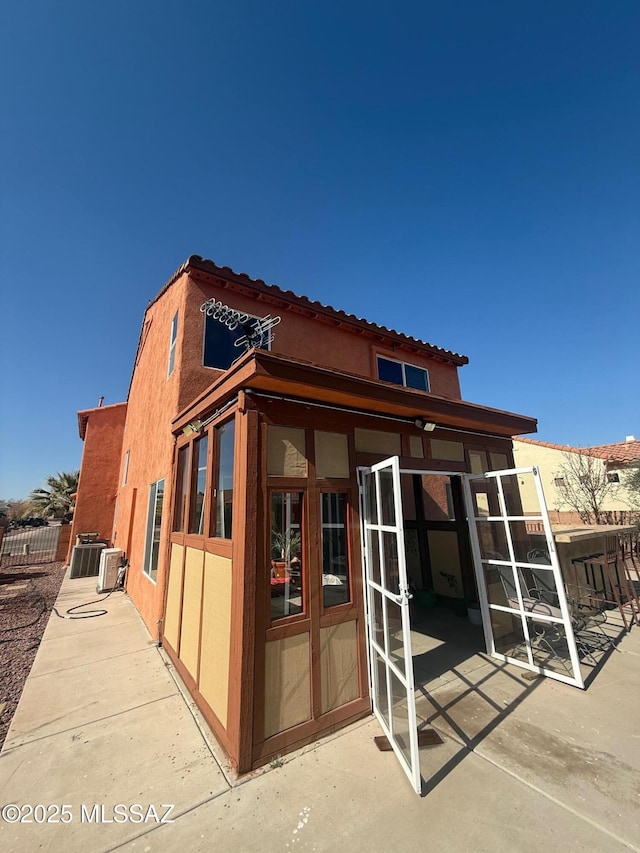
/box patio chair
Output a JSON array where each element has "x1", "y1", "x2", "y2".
[
  {"x1": 522, "y1": 555, "x2": 615, "y2": 658},
  {"x1": 496, "y1": 566, "x2": 574, "y2": 668},
  {"x1": 573, "y1": 535, "x2": 639, "y2": 631},
  {"x1": 497, "y1": 565, "x2": 604, "y2": 666}
]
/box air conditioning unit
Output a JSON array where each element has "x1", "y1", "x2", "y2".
[
  {"x1": 69, "y1": 542, "x2": 107, "y2": 578},
  {"x1": 97, "y1": 548, "x2": 122, "y2": 594}
]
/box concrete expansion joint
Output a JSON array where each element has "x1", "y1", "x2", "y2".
[
  {"x1": 468, "y1": 743, "x2": 639, "y2": 852},
  {"x1": 102, "y1": 788, "x2": 236, "y2": 853}
]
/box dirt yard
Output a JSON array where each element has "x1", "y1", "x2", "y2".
[{"x1": 0, "y1": 561, "x2": 66, "y2": 749}]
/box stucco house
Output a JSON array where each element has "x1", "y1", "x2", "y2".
[
  {"x1": 513, "y1": 436, "x2": 640, "y2": 525},
  {"x1": 72, "y1": 255, "x2": 552, "y2": 781}
]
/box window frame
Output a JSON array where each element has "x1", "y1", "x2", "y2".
[
  {"x1": 211, "y1": 417, "x2": 236, "y2": 540},
  {"x1": 173, "y1": 444, "x2": 190, "y2": 533},
  {"x1": 202, "y1": 309, "x2": 271, "y2": 371},
  {"x1": 122, "y1": 449, "x2": 130, "y2": 486},
  {"x1": 320, "y1": 489, "x2": 352, "y2": 610},
  {"x1": 376, "y1": 354, "x2": 430, "y2": 392},
  {"x1": 269, "y1": 488, "x2": 307, "y2": 625},
  {"x1": 188, "y1": 434, "x2": 209, "y2": 536},
  {"x1": 142, "y1": 478, "x2": 165, "y2": 584},
  {"x1": 167, "y1": 311, "x2": 178, "y2": 378}
]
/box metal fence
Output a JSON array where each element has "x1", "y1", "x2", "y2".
[{"x1": 0, "y1": 523, "x2": 61, "y2": 568}]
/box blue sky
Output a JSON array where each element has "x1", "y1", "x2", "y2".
[{"x1": 1, "y1": 1, "x2": 638, "y2": 499}]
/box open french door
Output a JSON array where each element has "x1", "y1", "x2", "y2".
[
  {"x1": 462, "y1": 466, "x2": 584, "y2": 688},
  {"x1": 360, "y1": 457, "x2": 421, "y2": 794}
]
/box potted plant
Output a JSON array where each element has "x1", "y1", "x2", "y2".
[{"x1": 271, "y1": 529, "x2": 302, "y2": 578}]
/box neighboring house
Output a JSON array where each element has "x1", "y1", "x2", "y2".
[
  {"x1": 71, "y1": 254, "x2": 538, "y2": 774},
  {"x1": 513, "y1": 436, "x2": 640, "y2": 524}
]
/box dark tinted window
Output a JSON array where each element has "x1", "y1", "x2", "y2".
[
  {"x1": 377, "y1": 356, "x2": 403, "y2": 384},
  {"x1": 204, "y1": 315, "x2": 256, "y2": 369},
  {"x1": 405, "y1": 364, "x2": 429, "y2": 391}
]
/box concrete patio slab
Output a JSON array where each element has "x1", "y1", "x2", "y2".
[
  {"x1": 1, "y1": 573, "x2": 639, "y2": 853},
  {"x1": 117, "y1": 717, "x2": 629, "y2": 853}
]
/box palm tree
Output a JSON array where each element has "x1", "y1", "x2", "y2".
[{"x1": 30, "y1": 470, "x2": 79, "y2": 518}]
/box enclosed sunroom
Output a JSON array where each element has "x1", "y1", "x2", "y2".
[{"x1": 158, "y1": 347, "x2": 583, "y2": 787}]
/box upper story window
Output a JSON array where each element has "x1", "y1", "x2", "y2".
[
  {"x1": 167, "y1": 311, "x2": 178, "y2": 377},
  {"x1": 203, "y1": 310, "x2": 270, "y2": 370},
  {"x1": 122, "y1": 449, "x2": 130, "y2": 486},
  {"x1": 377, "y1": 355, "x2": 430, "y2": 392}
]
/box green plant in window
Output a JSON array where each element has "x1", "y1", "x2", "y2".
[{"x1": 271, "y1": 528, "x2": 302, "y2": 564}]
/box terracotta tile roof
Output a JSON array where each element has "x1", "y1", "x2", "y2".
[
  {"x1": 584, "y1": 440, "x2": 640, "y2": 465},
  {"x1": 153, "y1": 255, "x2": 469, "y2": 367},
  {"x1": 515, "y1": 436, "x2": 640, "y2": 465},
  {"x1": 515, "y1": 437, "x2": 592, "y2": 455}
]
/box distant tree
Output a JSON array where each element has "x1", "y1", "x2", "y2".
[
  {"x1": 553, "y1": 452, "x2": 619, "y2": 525},
  {"x1": 29, "y1": 471, "x2": 79, "y2": 518},
  {"x1": 5, "y1": 499, "x2": 33, "y2": 520}
]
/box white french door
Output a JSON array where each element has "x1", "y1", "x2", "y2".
[
  {"x1": 462, "y1": 466, "x2": 583, "y2": 688},
  {"x1": 360, "y1": 457, "x2": 421, "y2": 794}
]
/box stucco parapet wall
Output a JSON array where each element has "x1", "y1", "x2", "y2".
[
  {"x1": 77, "y1": 401, "x2": 128, "y2": 440},
  {"x1": 150, "y1": 255, "x2": 469, "y2": 367},
  {"x1": 173, "y1": 349, "x2": 536, "y2": 439}
]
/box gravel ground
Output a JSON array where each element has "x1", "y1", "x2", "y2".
[{"x1": 0, "y1": 560, "x2": 66, "y2": 749}]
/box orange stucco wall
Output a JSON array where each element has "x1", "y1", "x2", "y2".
[
  {"x1": 69, "y1": 403, "x2": 127, "y2": 555},
  {"x1": 87, "y1": 268, "x2": 464, "y2": 639},
  {"x1": 175, "y1": 274, "x2": 462, "y2": 414},
  {"x1": 114, "y1": 275, "x2": 189, "y2": 637}
]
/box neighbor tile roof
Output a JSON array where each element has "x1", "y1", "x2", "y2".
[
  {"x1": 154, "y1": 255, "x2": 469, "y2": 366},
  {"x1": 516, "y1": 436, "x2": 640, "y2": 465},
  {"x1": 585, "y1": 440, "x2": 640, "y2": 465}
]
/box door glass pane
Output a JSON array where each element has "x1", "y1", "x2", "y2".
[
  {"x1": 374, "y1": 657, "x2": 390, "y2": 727},
  {"x1": 519, "y1": 565, "x2": 557, "y2": 604},
  {"x1": 390, "y1": 670, "x2": 412, "y2": 767},
  {"x1": 500, "y1": 472, "x2": 528, "y2": 516},
  {"x1": 510, "y1": 521, "x2": 550, "y2": 564},
  {"x1": 322, "y1": 493, "x2": 350, "y2": 607},
  {"x1": 528, "y1": 620, "x2": 573, "y2": 676},
  {"x1": 470, "y1": 479, "x2": 499, "y2": 516},
  {"x1": 491, "y1": 565, "x2": 519, "y2": 609},
  {"x1": 490, "y1": 609, "x2": 528, "y2": 663},
  {"x1": 270, "y1": 492, "x2": 304, "y2": 621},
  {"x1": 364, "y1": 472, "x2": 378, "y2": 525},
  {"x1": 367, "y1": 528, "x2": 381, "y2": 586},
  {"x1": 381, "y1": 532, "x2": 400, "y2": 594},
  {"x1": 371, "y1": 589, "x2": 385, "y2": 651},
  {"x1": 483, "y1": 564, "x2": 509, "y2": 607},
  {"x1": 379, "y1": 470, "x2": 396, "y2": 526},
  {"x1": 386, "y1": 598, "x2": 405, "y2": 675},
  {"x1": 476, "y1": 520, "x2": 509, "y2": 561}
]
